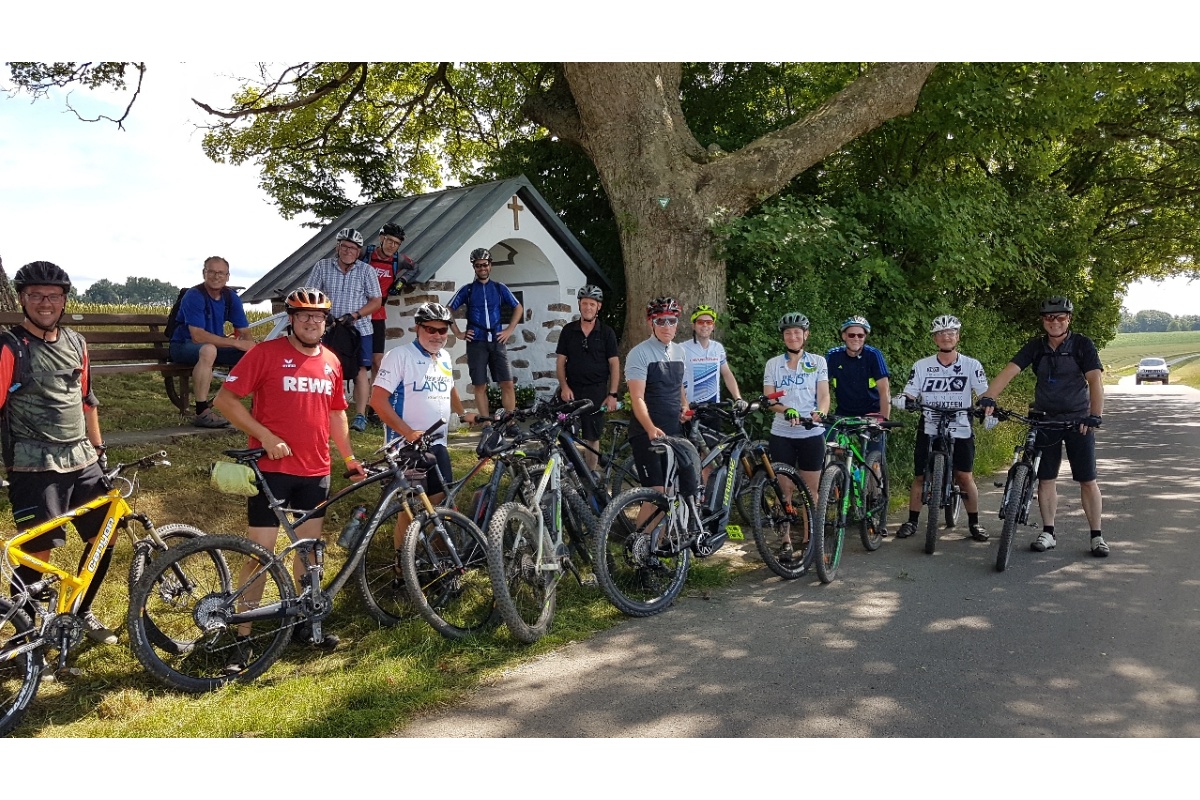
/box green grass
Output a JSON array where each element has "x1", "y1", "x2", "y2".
[
  {"x1": 3, "y1": 372, "x2": 743, "y2": 737},
  {"x1": 1098, "y1": 330, "x2": 1200, "y2": 386}
]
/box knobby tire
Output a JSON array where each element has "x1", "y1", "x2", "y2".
[
  {"x1": 996, "y1": 463, "x2": 1032, "y2": 572},
  {"x1": 750, "y1": 463, "x2": 813, "y2": 580},
  {"x1": 487, "y1": 503, "x2": 557, "y2": 643},
  {"x1": 924, "y1": 452, "x2": 947, "y2": 555},
  {"x1": 815, "y1": 462, "x2": 849, "y2": 583},
  {"x1": 592, "y1": 487, "x2": 690, "y2": 617},
  {"x1": 860, "y1": 450, "x2": 887, "y2": 552},
  {"x1": 0, "y1": 599, "x2": 40, "y2": 737},
  {"x1": 400, "y1": 508, "x2": 497, "y2": 639}
]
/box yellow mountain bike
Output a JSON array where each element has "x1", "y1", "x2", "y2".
[{"x1": 1, "y1": 450, "x2": 206, "y2": 737}]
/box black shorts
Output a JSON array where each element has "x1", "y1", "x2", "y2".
[
  {"x1": 7, "y1": 461, "x2": 109, "y2": 551},
  {"x1": 413, "y1": 445, "x2": 452, "y2": 498},
  {"x1": 914, "y1": 430, "x2": 976, "y2": 475},
  {"x1": 247, "y1": 472, "x2": 330, "y2": 528},
  {"x1": 1035, "y1": 427, "x2": 1097, "y2": 482},
  {"x1": 371, "y1": 319, "x2": 387, "y2": 354},
  {"x1": 567, "y1": 384, "x2": 608, "y2": 441},
  {"x1": 466, "y1": 340, "x2": 512, "y2": 385},
  {"x1": 768, "y1": 435, "x2": 826, "y2": 473}
]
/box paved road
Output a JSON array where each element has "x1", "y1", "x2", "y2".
[{"x1": 397, "y1": 384, "x2": 1200, "y2": 737}]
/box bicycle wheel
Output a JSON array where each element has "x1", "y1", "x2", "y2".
[
  {"x1": 814, "y1": 462, "x2": 849, "y2": 583},
  {"x1": 562, "y1": 483, "x2": 597, "y2": 565},
  {"x1": 996, "y1": 463, "x2": 1032, "y2": 572},
  {"x1": 924, "y1": 452, "x2": 947, "y2": 555},
  {"x1": 355, "y1": 503, "x2": 418, "y2": 627},
  {"x1": 944, "y1": 484, "x2": 964, "y2": 529},
  {"x1": 750, "y1": 464, "x2": 813, "y2": 580},
  {"x1": 608, "y1": 454, "x2": 640, "y2": 499},
  {"x1": 127, "y1": 534, "x2": 294, "y2": 693},
  {"x1": 0, "y1": 599, "x2": 41, "y2": 737},
  {"x1": 487, "y1": 502, "x2": 557, "y2": 643},
  {"x1": 128, "y1": 524, "x2": 228, "y2": 652},
  {"x1": 592, "y1": 487, "x2": 690, "y2": 617},
  {"x1": 860, "y1": 451, "x2": 888, "y2": 552},
  {"x1": 400, "y1": 508, "x2": 497, "y2": 639},
  {"x1": 737, "y1": 442, "x2": 770, "y2": 523}
]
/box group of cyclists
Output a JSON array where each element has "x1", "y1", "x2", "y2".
[{"x1": 1, "y1": 254, "x2": 1110, "y2": 660}]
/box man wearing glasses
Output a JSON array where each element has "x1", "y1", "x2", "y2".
[
  {"x1": 2, "y1": 262, "x2": 117, "y2": 644},
  {"x1": 371, "y1": 302, "x2": 476, "y2": 555},
  {"x1": 306, "y1": 228, "x2": 383, "y2": 432},
  {"x1": 448, "y1": 248, "x2": 523, "y2": 418},
  {"x1": 362, "y1": 222, "x2": 419, "y2": 381},
  {"x1": 169, "y1": 256, "x2": 255, "y2": 428},
  {"x1": 555, "y1": 285, "x2": 620, "y2": 471},
  {"x1": 826, "y1": 315, "x2": 892, "y2": 423},
  {"x1": 625, "y1": 297, "x2": 688, "y2": 491},
  {"x1": 978, "y1": 296, "x2": 1108, "y2": 557}
]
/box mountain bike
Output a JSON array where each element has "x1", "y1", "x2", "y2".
[
  {"x1": 126, "y1": 424, "x2": 495, "y2": 693},
  {"x1": 895, "y1": 400, "x2": 974, "y2": 555},
  {"x1": 1, "y1": 450, "x2": 204, "y2": 736},
  {"x1": 988, "y1": 406, "x2": 1082, "y2": 572},
  {"x1": 592, "y1": 397, "x2": 778, "y2": 617},
  {"x1": 486, "y1": 398, "x2": 601, "y2": 643},
  {"x1": 814, "y1": 416, "x2": 902, "y2": 582}
]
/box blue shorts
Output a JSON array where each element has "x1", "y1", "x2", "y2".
[
  {"x1": 357, "y1": 334, "x2": 373, "y2": 368},
  {"x1": 466, "y1": 340, "x2": 512, "y2": 385},
  {"x1": 169, "y1": 341, "x2": 246, "y2": 367}
]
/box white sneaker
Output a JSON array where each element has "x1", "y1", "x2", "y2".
[
  {"x1": 1091, "y1": 536, "x2": 1110, "y2": 558},
  {"x1": 1031, "y1": 531, "x2": 1056, "y2": 552}
]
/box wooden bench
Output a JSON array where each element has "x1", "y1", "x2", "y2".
[{"x1": 0, "y1": 312, "x2": 200, "y2": 413}]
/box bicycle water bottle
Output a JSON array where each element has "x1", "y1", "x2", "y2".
[{"x1": 337, "y1": 504, "x2": 370, "y2": 550}]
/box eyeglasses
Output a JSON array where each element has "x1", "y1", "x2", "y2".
[
  {"x1": 205, "y1": 270, "x2": 229, "y2": 277},
  {"x1": 1042, "y1": 313, "x2": 1070, "y2": 323},
  {"x1": 693, "y1": 319, "x2": 715, "y2": 326},
  {"x1": 420, "y1": 324, "x2": 450, "y2": 336},
  {"x1": 24, "y1": 292, "x2": 66, "y2": 304},
  {"x1": 337, "y1": 243, "x2": 360, "y2": 251},
  {"x1": 292, "y1": 312, "x2": 327, "y2": 323},
  {"x1": 652, "y1": 317, "x2": 679, "y2": 327},
  {"x1": 473, "y1": 263, "x2": 490, "y2": 270},
  {"x1": 380, "y1": 236, "x2": 403, "y2": 247},
  {"x1": 844, "y1": 332, "x2": 866, "y2": 339}
]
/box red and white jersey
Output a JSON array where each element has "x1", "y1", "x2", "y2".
[
  {"x1": 222, "y1": 337, "x2": 347, "y2": 476},
  {"x1": 901, "y1": 352, "x2": 988, "y2": 439}
]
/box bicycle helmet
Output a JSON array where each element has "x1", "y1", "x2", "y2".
[
  {"x1": 470, "y1": 248, "x2": 492, "y2": 263},
  {"x1": 778, "y1": 312, "x2": 810, "y2": 332},
  {"x1": 691, "y1": 304, "x2": 718, "y2": 324},
  {"x1": 930, "y1": 314, "x2": 962, "y2": 334},
  {"x1": 284, "y1": 287, "x2": 332, "y2": 312},
  {"x1": 646, "y1": 296, "x2": 682, "y2": 319},
  {"x1": 1040, "y1": 296, "x2": 1074, "y2": 315},
  {"x1": 13, "y1": 261, "x2": 72, "y2": 293},
  {"x1": 414, "y1": 302, "x2": 452, "y2": 325},
  {"x1": 379, "y1": 222, "x2": 405, "y2": 240},
  {"x1": 840, "y1": 315, "x2": 871, "y2": 333},
  {"x1": 578, "y1": 285, "x2": 604, "y2": 302},
  {"x1": 336, "y1": 228, "x2": 364, "y2": 247}
]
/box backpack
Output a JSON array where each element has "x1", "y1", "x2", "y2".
[
  {"x1": 1, "y1": 325, "x2": 88, "y2": 469},
  {"x1": 363, "y1": 245, "x2": 419, "y2": 295},
  {"x1": 1029, "y1": 334, "x2": 1092, "y2": 376},
  {"x1": 164, "y1": 284, "x2": 235, "y2": 344},
  {"x1": 321, "y1": 319, "x2": 362, "y2": 380}
]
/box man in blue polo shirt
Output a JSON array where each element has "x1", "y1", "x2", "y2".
[
  {"x1": 168, "y1": 256, "x2": 254, "y2": 428},
  {"x1": 448, "y1": 248, "x2": 524, "y2": 418},
  {"x1": 826, "y1": 315, "x2": 891, "y2": 421}
]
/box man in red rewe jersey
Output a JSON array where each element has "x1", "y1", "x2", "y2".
[{"x1": 213, "y1": 287, "x2": 365, "y2": 658}]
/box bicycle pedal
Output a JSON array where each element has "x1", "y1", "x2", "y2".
[
  {"x1": 993, "y1": 481, "x2": 1005, "y2": 488},
  {"x1": 725, "y1": 524, "x2": 744, "y2": 541}
]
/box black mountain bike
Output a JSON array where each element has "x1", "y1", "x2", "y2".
[
  {"x1": 988, "y1": 406, "x2": 1081, "y2": 572},
  {"x1": 898, "y1": 401, "x2": 973, "y2": 555}
]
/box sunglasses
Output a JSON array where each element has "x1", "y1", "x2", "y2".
[
  {"x1": 844, "y1": 332, "x2": 866, "y2": 339},
  {"x1": 652, "y1": 317, "x2": 679, "y2": 327},
  {"x1": 420, "y1": 324, "x2": 450, "y2": 335},
  {"x1": 1042, "y1": 313, "x2": 1070, "y2": 323}
]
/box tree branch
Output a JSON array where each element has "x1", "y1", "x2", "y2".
[{"x1": 191, "y1": 62, "x2": 368, "y2": 119}]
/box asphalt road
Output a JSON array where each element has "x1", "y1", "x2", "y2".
[{"x1": 398, "y1": 384, "x2": 1200, "y2": 738}]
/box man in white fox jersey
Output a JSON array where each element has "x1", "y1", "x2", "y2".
[{"x1": 891, "y1": 315, "x2": 991, "y2": 543}]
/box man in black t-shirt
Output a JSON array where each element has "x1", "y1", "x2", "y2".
[
  {"x1": 979, "y1": 296, "x2": 1108, "y2": 558},
  {"x1": 555, "y1": 285, "x2": 620, "y2": 470}
]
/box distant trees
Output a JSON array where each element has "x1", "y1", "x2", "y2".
[
  {"x1": 80, "y1": 276, "x2": 178, "y2": 306},
  {"x1": 1117, "y1": 309, "x2": 1199, "y2": 333}
]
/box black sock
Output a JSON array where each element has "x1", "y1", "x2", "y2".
[
  {"x1": 1043, "y1": 525, "x2": 1055, "y2": 536},
  {"x1": 968, "y1": 512, "x2": 979, "y2": 527},
  {"x1": 78, "y1": 545, "x2": 115, "y2": 614},
  {"x1": 908, "y1": 510, "x2": 920, "y2": 525},
  {"x1": 1090, "y1": 530, "x2": 1103, "y2": 539},
  {"x1": 196, "y1": 401, "x2": 210, "y2": 415}
]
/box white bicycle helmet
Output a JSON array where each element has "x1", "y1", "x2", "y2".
[{"x1": 930, "y1": 315, "x2": 962, "y2": 334}]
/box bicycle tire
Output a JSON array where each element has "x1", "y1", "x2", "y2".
[
  {"x1": 0, "y1": 599, "x2": 41, "y2": 738},
  {"x1": 996, "y1": 463, "x2": 1032, "y2": 572},
  {"x1": 944, "y1": 485, "x2": 964, "y2": 529},
  {"x1": 127, "y1": 534, "x2": 293, "y2": 693},
  {"x1": 924, "y1": 452, "x2": 948, "y2": 555},
  {"x1": 562, "y1": 483, "x2": 597, "y2": 566},
  {"x1": 487, "y1": 503, "x2": 558, "y2": 643},
  {"x1": 592, "y1": 487, "x2": 690, "y2": 617},
  {"x1": 750, "y1": 464, "x2": 813, "y2": 580},
  {"x1": 127, "y1": 523, "x2": 225, "y2": 652},
  {"x1": 860, "y1": 451, "x2": 887, "y2": 552},
  {"x1": 737, "y1": 441, "x2": 770, "y2": 523},
  {"x1": 355, "y1": 504, "x2": 418, "y2": 627},
  {"x1": 400, "y1": 508, "x2": 497, "y2": 639},
  {"x1": 815, "y1": 462, "x2": 849, "y2": 583},
  {"x1": 608, "y1": 455, "x2": 640, "y2": 500}
]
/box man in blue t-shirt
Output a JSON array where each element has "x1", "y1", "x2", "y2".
[
  {"x1": 448, "y1": 248, "x2": 524, "y2": 418},
  {"x1": 168, "y1": 256, "x2": 254, "y2": 428}
]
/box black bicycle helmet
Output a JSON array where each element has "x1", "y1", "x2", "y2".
[
  {"x1": 470, "y1": 248, "x2": 492, "y2": 263},
  {"x1": 380, "y1": 222, "x2": 406, "y2": 240},
  {"x1": 14, "y1": 261, "x2": 72, "y2": 293},
  {"x1": 414, "y1": 302, "x2": 452, "y2": 325},
  {"x1": 1040, "y1": 296, "x2": 1074, "y2": 315},
  {"x1": 578, "y1": 285, "x2": 604, "y2": 302},
  {"x1": 284, "y1": 287, "x2": 332, "y2": 312}
]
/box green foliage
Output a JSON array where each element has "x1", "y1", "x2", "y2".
[
  {"x1": 81, "y1": 276, "x2": 180, "y2": 306},
  {"x1": 486, "y1": 383, "x2": 539, "y2": 410}
]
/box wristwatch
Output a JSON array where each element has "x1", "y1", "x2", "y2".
[{"x1": 608, "y1": 392, "x2": 620, "y2": 398}]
